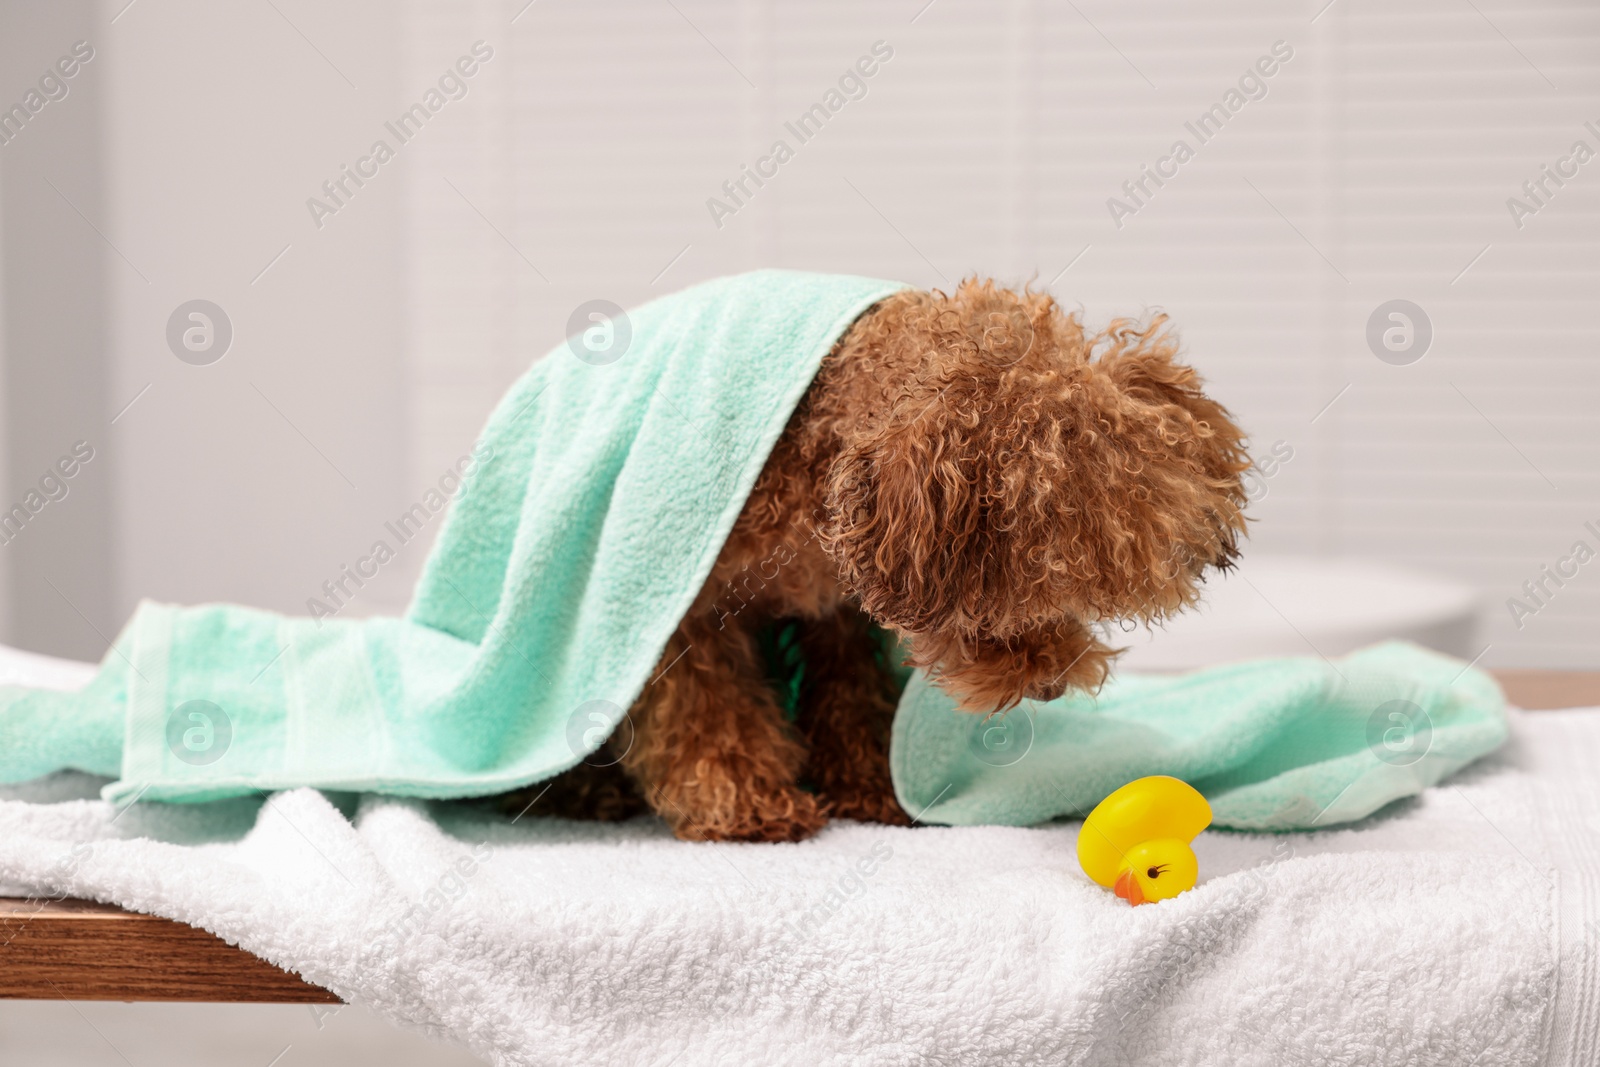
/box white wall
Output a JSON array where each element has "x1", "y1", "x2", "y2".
[
  {"x1": 4, "y1": 0, "x2": 1597, "y2": 669},
  {"x1": 0, "y1": 0, "x2": 116, "y2": 659},
  {"x1": 99, "y1": 0, "x2": 418, "y2": 630},
  {"x1": 3, "y1": 0, "x2": 425, "y2": 658},
  {"x1": 0, "y1": 154, "x2": 8, "y2": 642}
]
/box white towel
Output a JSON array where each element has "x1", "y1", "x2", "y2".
[{"x1": 0, "y1": 646, "x2": 1595, "y2": 1067}]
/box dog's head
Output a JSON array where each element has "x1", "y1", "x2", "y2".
[{"x1": 821, "y1": 280, "x2": 1251, "y2": 711}]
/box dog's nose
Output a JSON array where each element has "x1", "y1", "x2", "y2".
[{"x1": 1025, "y1": 679, "x2": 1068, "y2": 702}]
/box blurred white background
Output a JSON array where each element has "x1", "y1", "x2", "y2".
[
  {"x1": 6, "y1": 0, "x2": 1600, "y2": 677},
  {"x1": 0, "y1": 0, "x2": 1597, "y2": 1057}
]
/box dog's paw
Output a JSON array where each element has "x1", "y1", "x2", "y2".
[
  {"x1": 670, "y1": 788, "x2": 829, "y2": 843},
  {"x1": 824, "y1": 787, "x2": 912, "y2": 827}
]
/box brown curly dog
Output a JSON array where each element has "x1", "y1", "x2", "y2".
[{"x1": 508, "y1": 279, "x2": 1251, "y2": 842}]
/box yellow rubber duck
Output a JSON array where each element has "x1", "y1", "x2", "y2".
[{"x1": 1077, "y1": 776, "x2": 1212, "y2": 907}]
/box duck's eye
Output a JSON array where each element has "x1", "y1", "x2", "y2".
[{"x1": 1147, "y1": 864, "x2": 1169, "y2": 879}]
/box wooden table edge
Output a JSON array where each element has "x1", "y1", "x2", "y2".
[
  {"x1": 0, "y1": 895, "x2": 339, "y2": 1001},
  {"x1": 1488, "y1": 669, "x2": 1600, "y2": 711}
]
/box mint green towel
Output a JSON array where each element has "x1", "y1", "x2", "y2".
[
  {"x1": 0, "y1": 270, "x2": 909, "y2": 805},
  {"x1": 892, "y1": 641, "x2": 1508, "y2": 831},
  {"x1": 0, "y1": 268, "x2": 1507, "y2": 831}
]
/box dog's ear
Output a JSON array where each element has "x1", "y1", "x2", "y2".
[
  {"x1": 817, "y1": 279, "x2": 1075, "y2": 644},
  {"x1": 820, "y1": 397, "x2": 986, "y2": 635},
  {"x1": 1054, "y1": 315, "x2": 1253, "y2": 628},
  {"x1": 1089, "y1": 315, "x2": 1252, "y2": 574},
  {"x1": 1093, "y1": 314, "x2": 1251, "y2": 505}
]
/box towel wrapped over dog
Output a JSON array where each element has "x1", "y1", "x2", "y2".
[{"x1": 0, "y1": 270, "x2": 1507, "y2": 825}]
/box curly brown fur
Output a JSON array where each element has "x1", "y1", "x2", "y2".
[
  {"x1": 622, "y1": 611, "x2": 829, "y2": 842},
  {"x1": 524, "y1": 279, "x2": 1250, "y2": 842},
  {"x1": 794, "y1": 606, "x2": 910, "y2": 826}
]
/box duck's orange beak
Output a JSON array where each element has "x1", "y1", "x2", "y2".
[{"x1": 1113, "y1": 868, "x2": 1146, "y2": 907}]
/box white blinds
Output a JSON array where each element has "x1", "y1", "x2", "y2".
[{"x1": 401, "y1": 0, "x2": 1600, "y2": 666}]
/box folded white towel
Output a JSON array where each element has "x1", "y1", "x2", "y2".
[{"x1": 0, "y1": 645, "x2": 1594, "y2": 1066}]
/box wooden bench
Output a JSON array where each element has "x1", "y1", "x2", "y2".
[{"x1": 3, "y1": 669, "x2": 1596, "y2": 1003}]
